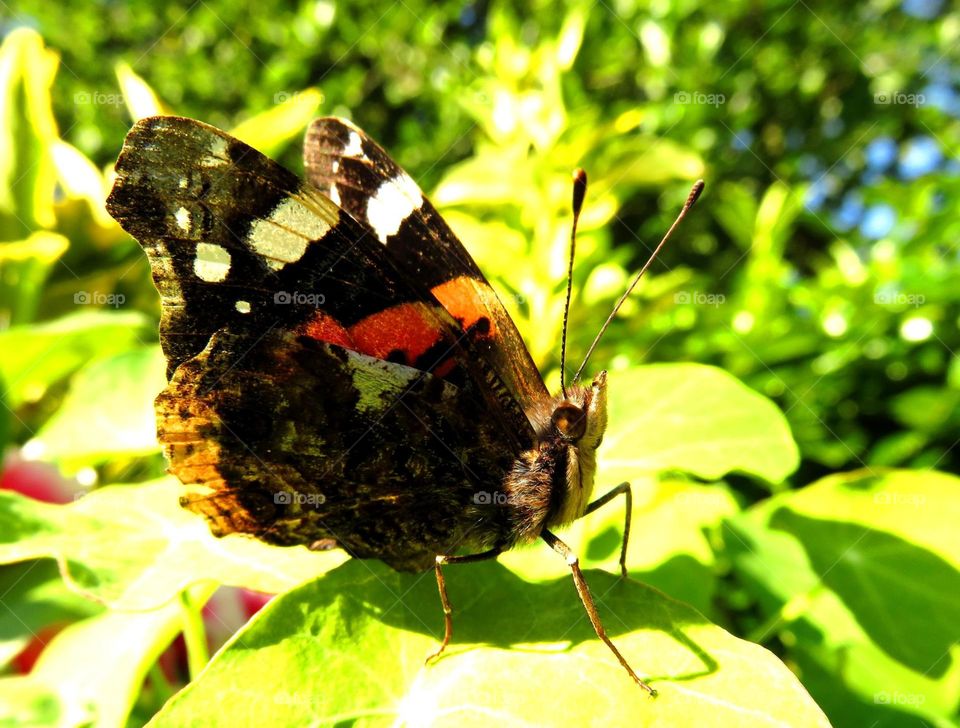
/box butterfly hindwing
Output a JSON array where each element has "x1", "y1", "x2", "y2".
[
  {"x1": 304, "y1": 117, "x2": 551, "y2": 412},
  {"x1": 160, "y1": 328, "x2": 517, "y2": 571}
]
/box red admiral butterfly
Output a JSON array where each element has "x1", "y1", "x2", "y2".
[{"x1": 106, "y1": 116, "x2": 702, "y2": 696}]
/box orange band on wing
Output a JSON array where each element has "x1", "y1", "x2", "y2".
[
  {"x1": 431, "y1": 276, "x2": 497, "y2": 338},
  {"x1": 300, "y1": 311, "x2": 354, "y2": 349},
  {"x1": 348, "y1": 302, "x2": 444, "y2": 364},
  {"x1": 302, "y1": 302, "x2": 457, "y2": 377}
]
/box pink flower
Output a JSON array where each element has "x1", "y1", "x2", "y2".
[{"x1": 0, "y1": 451, "x2": 76, "y2": 504}]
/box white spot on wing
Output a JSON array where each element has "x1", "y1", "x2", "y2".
[
  {"x1": 235, "y1": 300, "x2": 251, "y2": 314},
  {"x1": 331, "y1": 158, "x2": 340, "y2": 174},
  {"x1": 343, "y1": 131, "x2": 364, "y2": 158},
  {"x1": 329, "y1": 184, "x2": 341, "y2": 207},
  {"x1": 201, "y1": 135, "x2": 229, "y2": 166},
  {"x1": 366, "y1": 173, "x2": 423, "y2": 244},
  {"x1": 174, "y1": 206, "x2": 191, "y2": 232},
  {"x1": 248, "y1": 197, "x2": 335, "y2": 270},
  {"x1": 194, "y1": 243, "x2": 231, "y2": 282}
]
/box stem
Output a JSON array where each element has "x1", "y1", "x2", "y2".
[
  {"x1": 179, "y1": 590, "x2": 209, "y2": 680},
  {"x1": 147, "y1": 660, "x2": 175, "y2": 704}
]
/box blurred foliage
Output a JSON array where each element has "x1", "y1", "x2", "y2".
[{"x1": 0, "y1": 0, "x2": 957, "y2": 726}]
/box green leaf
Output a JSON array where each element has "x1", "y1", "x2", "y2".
[
  {"x1": 771, "y1": 508, "x2": 959, "y2": 673},
  {"x1": 601, "y1": 364, "x2": 800, "y2": 483},
  {"x1": 0, "y1": 677, "x2": 64, "y2": 727},
  {"x1": 555, "y1": 7, "x2": 586, "y2": 70},
  {"x1": 713, "y1": 181, "x2": 759, "y2": 249},
  {"x1": 229, "y1": 88, "x2": 324, "y2": 159},
  {"x1": 149, "y1": 560, "x2": 829, "y2": 727},
  {"x1": 0, "y1": 372, "x2": 8, "y2": 452},
  {"x1": 0, "y1": 28, "x2": 59, "y2": 238},
  {"x1": 724, "y1": 469, "x2": 960, "y2": 723},
  {"x1": 50, "y1": 139, "x2": 115, "y2": 228},
  {"x1": 0, "y1": 479, "x2": 347, "y2": 610},
  {"x1": 32, "y1": 347, "x2": 166, "y2": 469},
  {"x1": 890, "y1": 385, "x2": 960, "y2": 434},
  {"x1": 0, "y1": 583, "x2": 214, "y2": 728},
  {"x1": 0, "y1": 560, "x2": 102, "y2": 668},
  {"x1": 766, "y1": 470, "x2": 960, "y2": 675},
  {"x1": 0, "y1": 311, "x2": 152, "y2": 408},
  {"x1": 0, "y1": 232, "x2": 69, "y2": 326},
  {"x1": 115, "y1": 62, "x2": 169, "y2": 120},
  {"x1": 433, "y1": 146, "x2": 534, "y2": 208},
  {"x1": 593, "y1": 135, "x2": 705, "y2": 189},
  {"x1": 502, "y1": 478, "x2": 739, "y2": 615}
]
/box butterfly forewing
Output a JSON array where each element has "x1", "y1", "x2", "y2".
[{"x1": 304, "y1": 117, "x2": 551, "y2": 414}]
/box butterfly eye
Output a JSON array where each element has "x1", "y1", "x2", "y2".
[{"x1": 551, "y1": 403, "x2": 587, "y2": 440}]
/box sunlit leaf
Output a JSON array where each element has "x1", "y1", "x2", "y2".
[
  {"x1": 601, "y1": 364, "x2": 800, "y2": 483},
  {"x1": 0, "y1": 311, "x2": 152, "y2": 407},
  {"x1": 50, "y1": 140, "x2": 114, "y2": 228},
  {"x1": 0, "y1": 232, "x2": 68, "y2": 326},
  {"x1": 0, "y1": 560, "x2": 102, "y2": 668},
  {"x1": 724, "y1": 469, "x2": 960, "y2": 722},
  {"x1": 0, "y1": 583, "x2": 212, "y2": 728},
  {"x1": 0, "y1": 677, "x2": 64, "y2": 727},
  {"x1": 0, "y1": 28, "x2": 59, "y2": 237},
  {"x1": 229, "y1": 88, "x2": 324, "y2": 159},
  {"x1": 32, "y1": 347, "x2": 166, "y2": 469},
  {"x1": 502, "y1": 478, "x2": 739, "y2": 615},
  {"x1": 148, "y1": 560, "x2": 829, "y2": 727},
  {"x1": 116, "y1": 62, "x2": 169, "y2": 120},
  {"x1": 0, "y1": 479, "x2": 347, "y2": 610}
]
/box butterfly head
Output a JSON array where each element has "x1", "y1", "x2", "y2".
[
  {"x1": 541, "y1": 370, "x2": 608, "y2": 527},
  {"x1": 551, "y1": 370, "x2": 608, "y2": 449}
]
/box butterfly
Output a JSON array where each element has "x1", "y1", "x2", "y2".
[{"x1": 106, "y1": 115, "x2": 702, "y2": 696}]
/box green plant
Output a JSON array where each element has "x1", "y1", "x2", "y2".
[{"x1": 0, "y1": 4, "x2": 957, "y2": 724}]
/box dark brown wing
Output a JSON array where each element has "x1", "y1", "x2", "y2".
[
  {"x1": 105, "y1": 116, "x2": 536, "y2": 568},
  {"x1": 161, "y1": 329, "x2": 516, "y2": 571},
  {"x1": 106, "y1": 116, "x2": 532, "y2": 448},
  {"x1": 304, "y1": 117, "x2": 551, "y2": 413}
]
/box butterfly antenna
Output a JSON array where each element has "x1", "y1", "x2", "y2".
[
  {"x1": 560, "y1": 168, "x2": 588, "y2": 398},
  {"x1": 572, "y1": 179, "x2": 704, "y2": 385}
]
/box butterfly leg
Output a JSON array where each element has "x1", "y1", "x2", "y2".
[
  {"x1": 541, "y1": 528, "x2": 656, "y2": 696},
  {"x1": 426, "y1": 547, "x2": 503, "y2": 665},
  {"x1": 584, "y1": 481, "x2": 632, "y2": 578}
]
